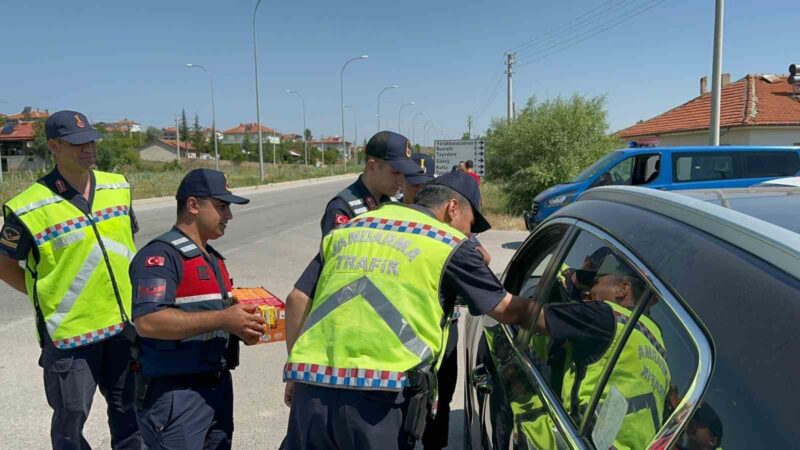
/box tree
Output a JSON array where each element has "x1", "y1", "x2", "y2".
[
  {"x1": 29, "y1": 122, "x2": 51, "y2": 161},
  {"x1": 180, "y1": 109, "x2": 190, "y2": 146},
  {"x1": 304, "y1": 129, "x2": 312, "y2": 141},
  {"x1": 191, "y1": 113, "x2": 205, "y2": 153},
  {"x1": 96, "y1": 133, "x2": 140, "y2": 171},
  {"x1": 145, "y1": 126, "x2": 163, "y2": 144},
  {"x1": 461, "y1": 132, "x2": 471, "y2": 139},
  {"x1": 485, "y1": 94, "x2": 622, "y2": 214}
]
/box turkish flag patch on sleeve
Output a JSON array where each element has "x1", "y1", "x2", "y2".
[
  {"x1": 334, "y1": 214, "x2": 349, "y2": 225},
  {"x1": 145, "y1": 256, "x2": 165, "y2": 267}
]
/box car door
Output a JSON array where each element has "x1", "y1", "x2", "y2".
[
  {"x1": 474, "y1": 220, "x2": 713, "y2": 449},
  {"x1": 464, "y1": 219, "x2": 573, "y2": 450}
]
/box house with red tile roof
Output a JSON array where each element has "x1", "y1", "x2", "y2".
[
  {"x1": 0, "y1": 121, "x2": 49, "y2": 171},
  {"x1": 618, "y1": 74, "x2": 800, "y2": 147},
  {"x1": 309, "y1": 136, "x2": 352, "y2": 156},
  {"x1": 221, "y1": 123, "x2": 279, "y2": 145},
  {"x1": 6, "y1": 107, "x2": 49, "y2": 122}
]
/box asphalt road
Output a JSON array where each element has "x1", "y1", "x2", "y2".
[{"x1": 0, "y1": 174, "x2": 526, "y2": 449}]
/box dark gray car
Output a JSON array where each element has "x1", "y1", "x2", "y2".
[{"x1": 464, "y1": 185, "x2": 800, "y2": 449}]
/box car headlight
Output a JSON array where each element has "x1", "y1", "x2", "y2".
[{"x1": 547, "y1": 195, "x2": 569, "y2": 206}]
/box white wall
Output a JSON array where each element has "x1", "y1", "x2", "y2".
[
  {"x1": 139, "y1": 144, "x2": 178, "y2": 162},
  {"x1": 631, "y1": 127, "x2": 800, "y2": 147}
]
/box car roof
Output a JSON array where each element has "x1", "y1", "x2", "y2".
[
  {"x1": 616, "y1": 145, "x2": 800, "y2": 155},
  {"x1": 757, "y1": 176, "x2": 800, "y2": 187},
  {"x1": 578, "y1": 186, "x2": 800, "y2": 279}
]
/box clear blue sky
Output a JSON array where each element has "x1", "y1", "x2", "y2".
[{"x1": 2, "y1": 0, "x2": 795, "y2": 145}]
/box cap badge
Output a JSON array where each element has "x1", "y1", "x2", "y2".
[
  {"x1": 74, "y1": 114, "x2": 86, "y2": 128},
  {"x1": 419, "y1": 158, "x2": 426, "y2": 174},
  {"x1": 405, "y1": 141, "x2": 412, "y2": 158},
  {"x1": 224, "y1": 174, "x2": 231, "y2": 191}
]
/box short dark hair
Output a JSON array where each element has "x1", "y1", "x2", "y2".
[
  {"x1": 415, "y1": 184, "x2": 469, "y2": 211},
  {"x1": 608, "y1": 274, "x2": 646, "y2": 302},
  {"x1": 176, "y1": 196, "x2": 209, "y2": 216},
  {"x1": 465, "y1": 160, "x2": 474, "y2": 169}
]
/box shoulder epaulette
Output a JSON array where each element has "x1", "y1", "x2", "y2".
[{"x1": 152, "y1": 230, "x2": 202, "y2": 258}]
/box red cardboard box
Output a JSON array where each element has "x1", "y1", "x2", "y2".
[{"x1": 231, "y1": 287, "x2": 286, "y2": 344}]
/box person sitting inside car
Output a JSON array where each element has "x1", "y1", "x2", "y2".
[
  {"x1": 530, "y1": 251, "x2": 671, "y2": 450},
  {"x1": 556, "y1": 247, "x2": 613, "y2": 300}
]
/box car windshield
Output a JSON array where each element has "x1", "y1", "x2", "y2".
[{"x1": 572, "y1": 151, "x2": 622, "y2": 183}]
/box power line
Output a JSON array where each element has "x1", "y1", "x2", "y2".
[
  {"x1": 473, "y1": 72, "x2": 505, "y2": 122},
  {"x1": 516, "y1": 0, "x2": 668, "y2": 68},
  {"x1": 508, "y1": 0, "x2": 636, "y2": 55}
]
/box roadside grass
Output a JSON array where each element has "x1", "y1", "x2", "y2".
[
  {"x1": 0, "y1": 160, "x2": 361, "y2": 206},
  {"x1": 481, "y1": 182, "x2": 526, "y2": 231}
]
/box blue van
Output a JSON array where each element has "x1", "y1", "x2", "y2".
[{"x1": 523, "y1": 146, "x2": 800, "y2": 230}]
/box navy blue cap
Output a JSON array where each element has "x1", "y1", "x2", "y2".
[
  {"x1": 429, "y1": 171, "x2": 490, "y2": 233},
  {"x1": 364, "y1": 131, "x2": 422, "y2": 175},
  {"x1": 176, "y1": 169, "x2": 250, "y2": 205},
  {"x1": 45, "y1": 110, "x2": 103, "y2": 145},
  {"x1": 405, "y1": 152, "x2": 435, "y2": 185}
]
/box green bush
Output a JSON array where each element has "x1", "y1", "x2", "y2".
[{"x1": 485, "y1": 94, "x2": 622, "y2": 214}]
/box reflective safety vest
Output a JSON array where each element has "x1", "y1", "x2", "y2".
[
  {"x1": 562, "y1": 301, "x2": 670, "y2": 450},
  {"x1": 137, "y1": 230, "x2": 237, "y2": 378},
  {"x1": 4, "y1": 171, "x2": 135, "y2": 349},
  {"x1": 285, "y1": 203, "x2": 466, "y2": 390}
]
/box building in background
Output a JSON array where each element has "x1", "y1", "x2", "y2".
[
  {"x1": 309, "y1": 136, "x2": 351, "y2": 157},
  {"x1": 221, "y1": 123, "x2": 278, "y2": 145},
  {"x1": 138, "y1": 139, "x2": 208, "y2": 162},
  {"x1": 618, "y1": 73, "x2": 800, "y2": 146}
]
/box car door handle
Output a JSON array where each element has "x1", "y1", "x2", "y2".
[{"x1": 471, "y1": 364, "x2": 493, "y2": 395}]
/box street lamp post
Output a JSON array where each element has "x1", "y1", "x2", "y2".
[
  {"x1": 398, "y1": 102, "x2": 415, "y2": 135},
  {"x1": 344, "y1": 105, "x2": 359, "y2": 165},
  {"x1": 341, "y1": 55, "x2": 368, "y2": 173},
  {"x1": 253, "y1": 0, "x2": 265, "y2": 180},
  {"x1": 185, "y1": 64, "x2": 219, "y2": 170},
  {"x1": 411, "y1": 112, "x2": 426, "y2": 145},
  {"x1": 709, "y1": 0, "x2": 724, "y2": 146},
  {"x1": 286, "y1": 90, "x2": 308, "y2": 167},
  {"x1": 377, "y1": 85, "x2": 399, "y2": 131},
  {"x1": 423, "y1": 120, "x2": 435, "y2": 148}
]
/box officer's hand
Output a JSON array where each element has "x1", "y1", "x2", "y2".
[
  {"x1": 284, "y1": 381, "x2": 295, "y2": 407},
  {"x1": 221, "y1": 303, "x2": 265, "y2": 345}
]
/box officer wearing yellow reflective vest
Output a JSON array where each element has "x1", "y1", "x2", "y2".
[
  {"x1": 525, "y1": 251, "x2": 670, "y2": 450},
  {"x1": 0, "y1": 111, "x2": 141, "y2": 449},
  {"x1": 282, "y1": 172, "x2": 532, "y2": 450}
]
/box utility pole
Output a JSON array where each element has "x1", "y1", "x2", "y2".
[
  {"x1": 506, "y1": 52, "x2": 516, "y2": 123},
  {"x1": 175, "y1": 114, "x2": 181, "y2": 164},
  {"x1": 709, "y1": 0, "x2": 724, "y2": 146},
  {"x1": 467, "y1": 115, "x2": 473, "y2": 139}
]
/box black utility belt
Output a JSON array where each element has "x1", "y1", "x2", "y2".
[{"x1": 150, "y1": 370, "x2": 227, "y2": 387}]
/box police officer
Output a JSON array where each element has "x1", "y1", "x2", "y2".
[
  {"x1": 129, "y1": 169, "x2": 265, "y2": 449},
  {"x1": 0, "y1": 110, "x2": 141, "y2": 449},
  {"x1": 283, "y1": 131, "x2": 422, "y2": 406},
  {"x1": 282, "y1": 172, "x2": 531, "y2": 450},
  {"x1": 526, "y1": 251, "x2": 670, "y2": 449},
  {"x1": 402, "y1": 153, "x2": 484, "y2": 449}
]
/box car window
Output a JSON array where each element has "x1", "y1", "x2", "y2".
[
  {"x1": 514, "y1": 229, "x2": 705, "y2": 449},
  {"x1": 607, "y1": 157, "x2": 634, "y2": 185},
  {"x1": 674, "y1": 153, "x2": 734, "y2": 182},
  {"x1": 673, "y1": 151, "x2": 800, "y2": 182}
]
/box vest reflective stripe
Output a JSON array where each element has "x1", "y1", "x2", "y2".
[
  {"x1": 339, "y1": 216, "x2": 463, "y2": 248},
  {"x1": 14, "y1": 196, "x2": 65, "y2": 216},
  {"x1": 33, "y1": 206, "x2": 129, "y2": 246},
  {"x1": 95, "y1": 182, "x2": 130, "y2": 190},
  {"x1": 287, "y1": 203, "x2": 466, "y2": 391},
  {"x1": 301, "y1": 276, "x2": 433, "y2": 361},
  {"x1": 175, "y1": 293, "x2": 225, "y2": 305},
  {"x1": 284, "y1": 362, "x2": 408, "y2": 389},
  {"x1": 45, "y1": 245, "x2": 104, "y2": 336},
  {"x1": 612, "y1": 310, "x2": 667, "y2": 360}
]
